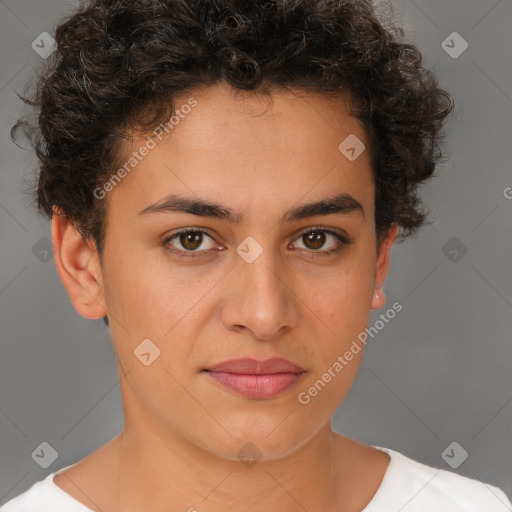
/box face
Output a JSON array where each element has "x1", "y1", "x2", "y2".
[{"x1": 55, "y1": 82, "x2": 397, "y2": 461}]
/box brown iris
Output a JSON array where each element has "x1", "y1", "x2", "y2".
[
  {"x1": 302, "y1": 230, "x2": 326, "y2": 250},
  {"x1": 180, "y1": 231, "x2": 203, "y2": 251}
]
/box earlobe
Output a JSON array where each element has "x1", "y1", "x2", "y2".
[
  {"x1": 51, "y1": 208, "x2": 106, "y2": 320},
  {"x1": 370, "y1": 222, "x2": 399, "y2": 311}
]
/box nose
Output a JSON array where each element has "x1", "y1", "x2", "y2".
[{"x1": 220, "y1": 246, "x2": 299, "y2": 341}]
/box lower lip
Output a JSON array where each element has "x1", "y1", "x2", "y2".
[{"x1": 204, "y1": 371, "x2": 303, "y2": 399}]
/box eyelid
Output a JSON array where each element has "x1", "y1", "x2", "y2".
[
  {"x1": 162, "y1": 227, "x2": 222, "y2": 255},
  {"x1": 289, "y1": 225, "x2": 352, "y2": 245}
]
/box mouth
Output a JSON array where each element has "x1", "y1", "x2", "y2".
[{"x1": 202, "y1": 357, "x2": 305, "y2": 399}]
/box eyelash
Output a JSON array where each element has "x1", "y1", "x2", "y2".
[{"x1": 162, "y1": 227, "x2": 351, "y2": 259}]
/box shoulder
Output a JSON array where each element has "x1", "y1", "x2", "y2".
[
  {"x1": 364, "y1": 446, "x2": 512, "y2": 512},
  {"x1": 0, "y1": 465, "x2": 93, "y2": 512}
]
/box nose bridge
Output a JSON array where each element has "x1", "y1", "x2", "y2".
[
  {"x1": 237, "y1": 236, "x2": 288, "y2": 303},
  {"x1": 222, "y1": 235, "x2": 298, "y2": 339},
  {"x1": 240, "y1": 243, "x2": 283, "y2": 293}
]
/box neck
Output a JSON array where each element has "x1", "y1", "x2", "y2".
[{"x1": 112, "y1": 418, "x2": 343, "y2": 512}]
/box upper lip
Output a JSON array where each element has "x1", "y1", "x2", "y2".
[{"x1": 204, "y1": 357, "x2": 304, "y2": 375}]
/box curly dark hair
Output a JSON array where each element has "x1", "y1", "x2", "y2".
[{"x1": 21, "y1": 0, "x2": 453, "y2": 258}]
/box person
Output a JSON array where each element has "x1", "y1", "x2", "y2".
[{"x1": 2, "y1": 0, "x2": 511, "y2": 511}]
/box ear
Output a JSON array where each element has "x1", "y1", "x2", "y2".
[
  {"x1": 370, "y1": 222, "x2": 399, "y2": 310},
  {"x1": 51, "y1": 208, "x2": 106, "y2": 319}
]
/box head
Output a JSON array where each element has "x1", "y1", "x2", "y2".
[{"x1": 25, "y1": 0, "x2": 453, "y2": 460}]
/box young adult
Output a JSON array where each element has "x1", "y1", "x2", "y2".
[{"x1": 3, "y1": 0, "x2": 510, "y2": 510}]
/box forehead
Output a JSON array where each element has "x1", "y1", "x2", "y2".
[{"x1": 106, "y1": 83, "x2": 374, "y2": 221}]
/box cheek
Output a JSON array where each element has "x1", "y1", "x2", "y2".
[
  {"x1": 295, "y1": 265, "x2": 374, "y2": 412},
  {"x1": 102, "y1": 249, "x2": 223, "y2": 341},
  {"x1": 305, "y1": 257, "x2": 375, "y2": 334}
]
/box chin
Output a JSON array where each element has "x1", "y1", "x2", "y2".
[{"x1": 194, "y1": 422, "x2": 319, "y2": 464}]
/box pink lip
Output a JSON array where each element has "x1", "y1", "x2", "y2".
[{"x1": 203, "y1": 357, "x2": 305, "y2": 399}]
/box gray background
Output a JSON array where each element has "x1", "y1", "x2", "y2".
[{"x1": 1, "y1": 0, "x2": 511, "y2": 505}]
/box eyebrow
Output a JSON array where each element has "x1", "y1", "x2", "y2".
[{"x1": 138, "y1": 192, "x2": 364, "y2": 223}]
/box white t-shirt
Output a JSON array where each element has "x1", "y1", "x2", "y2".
[{"x1": 1, "y1": 446, "x2": 511, "y2": 511}]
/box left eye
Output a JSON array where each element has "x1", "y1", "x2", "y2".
[
  {"x1": 163, "y1": 228, "x2": 349, "y2": 258},
  {"x1": 290, "y1": 229, "x2": 347, "y2": 252},
  {"x1": 165, "y1": 230, "x2": 219, "y2": 253}
]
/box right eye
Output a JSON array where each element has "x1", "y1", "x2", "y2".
[{"x1": 163, "y1": 229, "x2": 223, "y2": 258}]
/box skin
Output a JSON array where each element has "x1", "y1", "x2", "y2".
[{"x1": 51, "y1": 81, "x2": 399, "y2": 512}]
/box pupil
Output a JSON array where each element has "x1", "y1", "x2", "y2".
[
  {"x1": 182, "y1": 232, "x2": 201, "y2": 250},
  {"x1": 305, "y1": 231, "x2": 325, "y2": 250}
]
